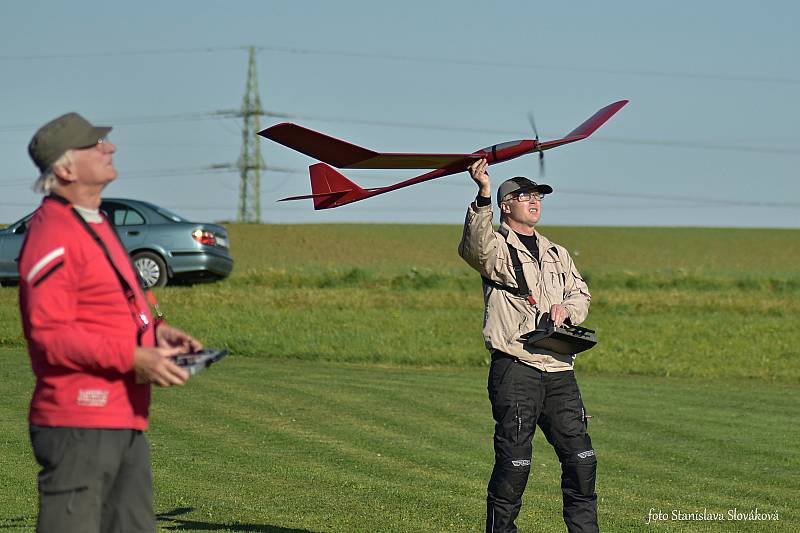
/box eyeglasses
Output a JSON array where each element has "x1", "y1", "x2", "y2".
[
  {"x1": 506, "y1": 191, "x2": 544, "y2": 203},
  {"x1": 77, "y1": 138, "x2": 109, "y2": 150}
]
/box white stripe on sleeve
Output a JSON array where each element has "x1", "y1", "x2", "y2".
[{"x1": 26, "y1": 247, "x2": 65, "y2": 282}]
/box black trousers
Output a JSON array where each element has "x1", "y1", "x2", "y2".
[
  {"x1": 486, "y1": 353, "x2": 598, "y2": 533},
  {"x1": 29, "y1": 426, "x2": 155, "y2": 533}
]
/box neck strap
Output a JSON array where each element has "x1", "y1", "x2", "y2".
[{"x1": 46, "y1": 194, "x2": 165, "y2": 343}]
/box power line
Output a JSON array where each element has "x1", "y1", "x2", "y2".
[
  {"x1": 552, "y1": 189, "x2": 800, "y2": 209},
  {"x1": 0, "y1": 111, "x2": 230, "y2": 134},
  {"x1": 263, "y1": 165, "x2": 800, "y2": 209},
  {"x1": 0, "y1": 164, "x2": 300, "y2": 189},
  {"x1": 263, "y1": 202, "x2": 800, "y2": 214},
  {"x1": 0, "y1": 46, "x2": 244, "y2": 61},
  {"x1": 254, "y1": 110, "x2": 800, "y2": 156},
  {"x1": 0, "y1": 165, "x2": 238, "y2": 188},
  {"x1": 253, "y1": 44, "x2": 800, "y2": 86},
  {"x1": 3, "y1": 162, "x2": 797, "y2": 210},
  {"x1": 1, "y1": 43, "x2": 797, "y2": 86},
  {"x1": 124, "y1": 165, "x2": 236, "y2": 178},
  {"x1": 1, "y1": 200, "x2": 796, "y2": 214},
  {"x1": 2, "y1": 108, "x2": 797, "y2": 156}
]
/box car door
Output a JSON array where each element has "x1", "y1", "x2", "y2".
[
  {"x1": 101, "y1": 201, "x2": 149, "y2": 251},
  {"x1": 0, "y1": 217, "x2": 31, "y2": 280}
]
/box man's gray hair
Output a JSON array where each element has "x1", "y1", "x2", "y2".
[{"x1": 32, "y1": 150, "x2": 73, "y2": 194}]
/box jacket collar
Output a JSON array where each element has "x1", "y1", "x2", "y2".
[
  {"x1": 43, "y1": 193, "x2": 104, "y2": 223},
  {"x1": 499, "y1": 221, "x2": 557, "y2": 260},
  {"x1": 44, "y1": 193, "x2": 70, "y2": 206}
]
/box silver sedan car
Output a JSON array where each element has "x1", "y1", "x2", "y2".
[{"x1": 0, "y1": 198, "x2": 233, "y2": 288}]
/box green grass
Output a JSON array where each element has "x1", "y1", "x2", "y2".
[
  {"x1": 0, "y1": 351, "x2": 796, "y2": 532},
  {"x1": 1, "y1": 224, "x2": 799, "y2": 531},
  {"x1": 4, "y1": 282, "x2": 798, "y2": 380},
  {"x1": 3, "y1": 283, "x2": 798, "y2": 380}
]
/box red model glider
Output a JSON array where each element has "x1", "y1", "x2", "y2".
[{"x1": 258, "y1": 100, "x2": 628, "y2": 210}]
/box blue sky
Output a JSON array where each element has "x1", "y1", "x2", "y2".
[{"x1": 1, "y1": 1, "x2": 798, "y2": 227}]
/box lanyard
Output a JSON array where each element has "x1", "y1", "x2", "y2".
[{"x1": 47, "y1": 195, "x2": 164, "y2": 345}]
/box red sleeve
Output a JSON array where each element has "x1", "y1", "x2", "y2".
[{"x1": 20, "y1": 224, "x2": 135, "y2": 374}]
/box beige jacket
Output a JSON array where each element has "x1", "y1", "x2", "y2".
[{"x1": 458, "y1": 201, "x2": 591, "y2": 371}]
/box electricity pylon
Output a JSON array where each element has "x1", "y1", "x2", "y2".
[{"x1": 237, "y1": 46, "x2": 265, "y2": 223}]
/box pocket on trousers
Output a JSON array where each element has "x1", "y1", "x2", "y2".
[
  {"x1": 30, "y1": 426, "x2": 71, "y2": 473},
  {"x1": 554, "y1": 378, "x2": 589, "y2": 440},
  {"x1": 487, "y1": 355, "x2": 515, "y2": 401},
  {"x1": 37, "y1": 484, "x2": 101, "y2": 532},
  {"x1": 31, "y1": 426, "x2": 93, "y2": 493}
]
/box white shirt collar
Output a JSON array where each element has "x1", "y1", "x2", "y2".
[{"x1": 73, "y1": 205, "x2": 103, "y2": 224}]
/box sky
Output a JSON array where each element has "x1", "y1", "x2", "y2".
[{"x1": 1, "y1": 1, "x2": 799, "y2": 228}]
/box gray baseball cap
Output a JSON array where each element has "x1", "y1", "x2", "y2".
[
  {"x1": 496, "y1": 176, "x2": 553, "y2": 206},
  {"x1": 28, "y1": 113, "x2": 112, "y2": 172}
]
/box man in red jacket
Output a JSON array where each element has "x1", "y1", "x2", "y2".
[{"x1": 19, "y1": 112, "x2": 202, "y2": 533}]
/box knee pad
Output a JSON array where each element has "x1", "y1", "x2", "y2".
[
  {"x1": 564, "y1": 449, "x2": 597, "y2": 497},
  {"x1": 489, "y1": 459, "x2": 531, "y2": 501}
]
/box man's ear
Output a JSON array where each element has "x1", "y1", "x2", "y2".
[
  {"x1": 52, "y1": 161, "x2": 75, "y2": 183},
  {"x1": 500, "y1": 202, "x2": 510, "y2": 214}
]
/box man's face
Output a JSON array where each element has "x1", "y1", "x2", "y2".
[
  {"x1": 502, "y1": 190, "x2": 542, "y2": 227},
  {"x1": 70, "y1": 139, "x2": 117, "y2": 187}
]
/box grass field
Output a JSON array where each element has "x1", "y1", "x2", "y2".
[{"x1": 1, "y1": 224, "x2": 798, "y2": 531}]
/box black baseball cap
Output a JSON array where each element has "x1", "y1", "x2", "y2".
[
  {"x1": 28, "y1": 113, "x2": 112, "y2": 172},
  {"x1": 496, "y1": 176, "x2": 553, "y2": 206}
]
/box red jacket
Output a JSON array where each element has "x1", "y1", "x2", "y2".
[{"x1": 19, "y1": 196, "x2": 154, "y2": 430}]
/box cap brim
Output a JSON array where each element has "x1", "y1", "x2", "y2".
[
  {"x1": 73, "y1": 126, "x2": 112, "y2": 149},
  {"x1": 518, "y1": 183, "x2": 553, "y2": 195}
]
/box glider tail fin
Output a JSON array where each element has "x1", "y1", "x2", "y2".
[{"x1": 309, "y1": 163, "x2": 369, "y2": 210}]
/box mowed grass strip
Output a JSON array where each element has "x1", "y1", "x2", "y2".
[
  {"x1": 226, "y1": 224, "x2": 800, "y2": 278},
  {"x1": 1, "y1": 351, "x2": 797, "y2": 532},
  {"x1": 2, "y1": 282, "x2": 799, "y2": 381}
]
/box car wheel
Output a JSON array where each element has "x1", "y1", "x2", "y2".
[{"x1": 133, "y1": 251, "x2": 168, "y2": 288}]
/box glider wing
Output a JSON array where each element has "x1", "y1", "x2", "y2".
[
  {"x1": 564, "y1": 100, "x2": 628, "y2": 138},
  {"x1": 534, "y1": 100, "x2": 629, "y2": 152},
  {"x1": 259, "y1": 123, "x2": 481, "y2": 169}
]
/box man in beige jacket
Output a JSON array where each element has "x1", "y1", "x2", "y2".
[{"x1": 459, "y1": 159, "x2": 598, "y2": 533}]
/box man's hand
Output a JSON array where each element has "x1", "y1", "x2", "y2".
[
  {"x1": 468, "y1": 158, "x2": 491, "y2": 197},
  {"x1": 156, "y1": 323, "x2": 203, "y2": 353},
  {"x1": 134, "y1": 346, "x2": 190, "y2": 387},
  {"x1": 550, "y1": 304, "x2": 570, "y2": 327}
]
